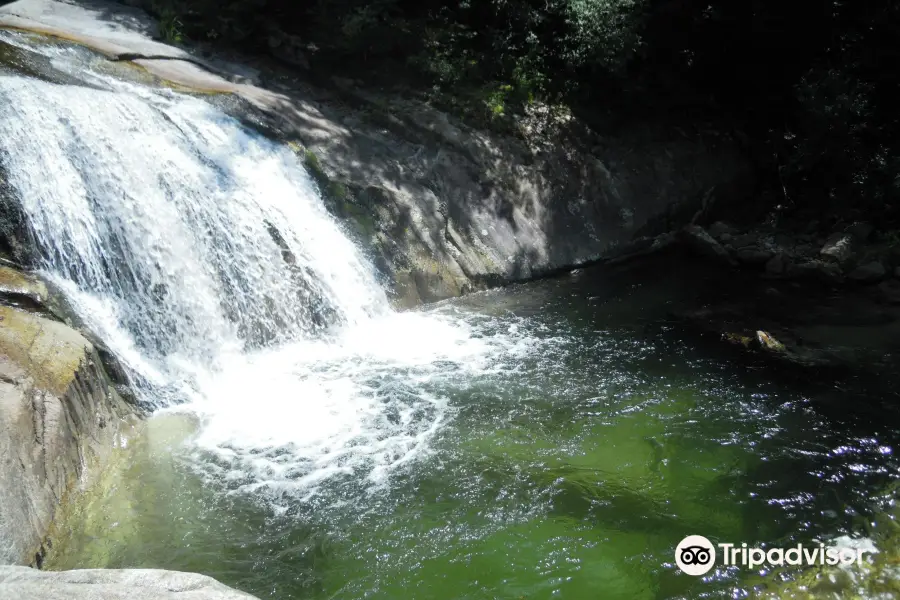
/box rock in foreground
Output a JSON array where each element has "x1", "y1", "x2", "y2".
[
  {"x1": 0, "y1": 304, "x2": 137, "y2": 565},
  {"x1": 0, "y1": 567, "x2": 259, "y2": 599}
]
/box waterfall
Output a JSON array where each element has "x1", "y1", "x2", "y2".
[
  {"x1": 0, "y1": 32, "x2": 516, "y2": 500},
  {"x1": 0, "y1": 72, "x2": 390, "y2": 402},
  {"x1": 0, "y1": 37, "x2": 511, "y2": 502}
]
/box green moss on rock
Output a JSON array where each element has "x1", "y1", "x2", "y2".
[
  {"x1": 0, "y1": 266, "x2": 47, "y2": 303},
  {"x1": 0, "y1": 305, "x2": 88, "y2": 396},
  {"x1": 303, "y1": 149, "x2": 327, "y2": 186}
]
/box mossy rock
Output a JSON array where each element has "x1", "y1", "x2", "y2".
[
  {"x1": 0, "y1": 304, "x2": 89, "y2": 395},
  {"x1": 328, "y1": 181, "x2": 349, "y2": 201},
  {"x1": 722, "y1": 332, "x2": 754, "y2": 347},
  {"x1": 0, "y1": 265, "x2": 47, "y2": 303},
  {"x1": 302, "y1": 149, "x2": 328, "y2": 187}
]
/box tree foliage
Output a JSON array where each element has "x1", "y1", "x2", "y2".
[{"x1": 145, "y1": 0, "x2": 900, "y2": 222}]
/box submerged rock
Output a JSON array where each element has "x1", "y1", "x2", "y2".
[
  {"x1": 722, "y1": 332, "x2": 754, "y2": 347},
  {"x1": 0, "y1": 567, "x2": 259, "y2": 599},
  {"x1": 756, "y1": 330, "x2": 786, "y2": 352}
]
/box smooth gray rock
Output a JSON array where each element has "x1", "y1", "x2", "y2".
[
  {"x1": 0, "y1": 567, "x2": 259, "y2": 599},
  {"x1": 848, "y1": 260, "x2": 887, "y2": 283},
  {"x1": 0, "y1": 304, "x2": 136, "y2": 565}
]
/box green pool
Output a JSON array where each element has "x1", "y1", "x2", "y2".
[{"x1": 45, "y1": 259, "x2": 900, "y2": 599}]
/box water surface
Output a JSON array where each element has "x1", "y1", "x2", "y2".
[{"x1": 46, "y1": 260, "x2": 900, "y2": 599}]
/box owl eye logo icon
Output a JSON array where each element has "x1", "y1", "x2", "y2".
[{"x1": 675, "y1": 535, "x2": 716, "y2": 576}]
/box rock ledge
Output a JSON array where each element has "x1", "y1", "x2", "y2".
[{"x1": 0, "y1": 566, "x2": 260, "y2": 599}]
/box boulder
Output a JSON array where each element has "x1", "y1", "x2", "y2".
[
  {"x1": 0, "y1": 304, "x2": 137, "y2": 565},
  {"x1": 820, "y1": 232, "x2": 856, "y2": 264},
  {"x1": 0, "y1": 567, "x2": 259, "y2": 599},
  {"x1": 679, "y1": 225, "x2": 738, "y2": 266},
  {"x1": 756, "y1": 330, "x2": 786, "y2": 352},
  {"x1": 848, "y1": 260, "x2": 887, "y2": 283}
]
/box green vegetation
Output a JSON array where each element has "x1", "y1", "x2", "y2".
[
  {"x1": 302, "y1": 149, "x2": 322, "y2": 176},
  {"x1": 289, "y1": 145, "x2": 374, "y2": 240},
  {"x1": 150, "y1": 2, "x2": 184, "y2": 43}
]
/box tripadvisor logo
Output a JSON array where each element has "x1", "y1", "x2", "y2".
[
  {"x1": 675, "y1": 535, "x2": 716, "y2": 576},
  {"x1": 674, "y1": 535, "x2": 875, "y2": 576}
]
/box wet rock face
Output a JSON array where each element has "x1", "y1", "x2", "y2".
[
  {"x1": 0, "y1": 566, "x2": 260, "y2": 599},
  {"x1": 277, "y1": 105, "x2": 751, "y2": 306},
  {"x1": 0, "y1": 164, "x2": 34, "y2": 266},
  {"x1": 0, "y1": 304, "x2": 138, "y2": 565}
]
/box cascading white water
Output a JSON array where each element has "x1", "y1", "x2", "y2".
[
  {"x1": 0, "y1": 35, "x2": 528, "y2": 499},
  {"x1": 0, "y1": 72, "x2": 389, "y2": 399}
]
